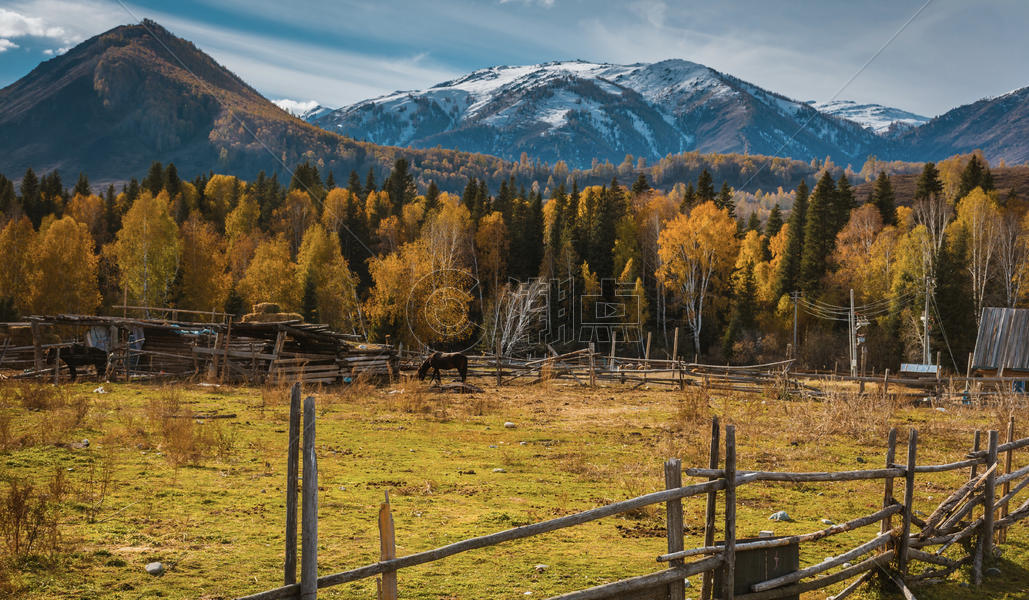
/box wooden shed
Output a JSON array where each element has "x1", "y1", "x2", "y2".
[{"x1": 971, "y1": 307, "x2": 1029, "y2": 376}]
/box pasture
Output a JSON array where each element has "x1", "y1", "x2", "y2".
[{"x1": 0, "y1": 377, "x2": 1027, "y2": 599}]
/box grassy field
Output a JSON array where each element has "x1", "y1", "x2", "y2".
[{"x1": 0, "y1": 377, "x2": 1027, "y2": 599}]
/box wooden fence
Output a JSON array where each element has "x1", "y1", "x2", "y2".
[{"x1": 236, "y1": 385, "x2": 1029, "y2": 600}]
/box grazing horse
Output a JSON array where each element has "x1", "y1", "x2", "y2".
[
  {"x1": 416, "y1": 351, "x2": 468, "y2": 384},
  {"x1": 44, "y1": 344, "x2": 109, "y2": 382}
]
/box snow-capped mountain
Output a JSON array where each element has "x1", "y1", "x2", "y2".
[
  {"x1": 810, "y1": 100, "x2": 930, "y2": 135},
  {"x1": 309, "y1": 59, "x2": 879, "y2": 167},
  {"x1": 273, "y1": 99, "x2": 333, "y2": 121}
]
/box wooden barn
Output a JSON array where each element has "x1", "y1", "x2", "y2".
[{"x1": 971, "y1": 307, "x2": 1029, "y2": 378}]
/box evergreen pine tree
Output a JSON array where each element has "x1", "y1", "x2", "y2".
[
  {"x1": 347, "y1": 170, "x2": 363, "y2": 199},
  {"x1": 914, "y1": 162, "x2": 943, "y2": 202},
  {"x1": 365, "y1": 168, "x2": 377, "y2": 193},
  {"x1": 301, "y1": 271, "x2": 319, "y2": 323},
  {"x1": 870, "y1": 171, "x2": 897, "y2": 226},
  {"x1": 833, "y1": 174, "x2": 855, "y2": 233},
  {"x1": 957, "y1": 155, "x2": 994, "y2": 198},
  {"x1": 631, "y1": 173, "x2": 649, "y2": 196},
  {"x1": 773, "y1": 180, "x2": 809, "y2": 299},
  {"x1": 932, "y1": 228, "x2": 977, "y2": 358},
  {"x1": 384, "y1": 158, "x2": 415, "y2": 215},
  {"x1": 680, "y1": 182, "x2": 696, "y2": 213},
  {"x1": 290, "y1": 161, "x2": 323, "y2": 199},
  {"x1": 746, "y1": 212, "x2": 761, "y2": 233},
  {"x1": 798, "y1": 172, "x2": 837, "y2": 293},
  {"x1": 20, "y1": 168, "x2": 43, "y2": 227},
  {"x1": 696, "y1": 169, "x2": 715, "y2": 203},
  {"x1": 73, "y1": 172, "x2": 91, "y2": 197},
  {"x1": 716, "y1": 182, "x2": 735, "y2": 218},
  {"x1": 766, "y1": 204, "x2": 784, "y2": 236},
  {"x1": 164, "y1": 163, "x2": 181, "y2": 198},
  {"x1": 0, "y1": 175, "x2": 16, "y2": 218},
  {"x1": 424, "y1": 180, "x2": 440, "y2": 214},
  {"x1": 143, "y1": 161, "x2": 164, "y2": 195}
]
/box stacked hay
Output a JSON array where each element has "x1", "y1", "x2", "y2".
[{"x1": 241, "y1": 302, "x2": 303, "y2": 324}]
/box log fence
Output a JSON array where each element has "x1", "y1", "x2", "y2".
[{"x1": 237, "y1": 387, "x2": 1029, "y2": 600}]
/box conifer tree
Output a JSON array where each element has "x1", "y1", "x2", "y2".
[
  {"x1": 73, "y1": 172, "x2": 91, "y2": 197},
  {"x1": 631, "y1": 173, "x2": 649, "y2": 196},
  {"x1": 365, "y1": 168, "x2": 377, "y2": 193},
  {"x1": 384, "y1": 158, "x2": 415, "y2": 215},
  {"x1": 834, "y1": 174, "x2": 855, "y2": 232},
  {"x1": 870, "y1": 171, "x2": 897, "y2": 226},
  {"x1": 696, "y1": 169, "x2": 715, "y2": 203},
  {"x1": 424, "y1": 180, "x2": 440, "y2": 215},
  {"x1": 165, "y1": 163, "x2": 181, "y2": 199},
  {"x1": 348, "y1": 170, "x2": 363, "y2": 199},
  {"x1": 325, "y1": 170, "x2": 336, "y2": 190},
  {"x1": 746, "y1": 212, "x2": 761, "y2": 233},
  {"x1": 773, "y1": 180, "x2": 808, "y2": 299},
  {"x1": 716, "y1": 182, "x2": 735, "y2": 216},
  {"x1": 680, "y1": 182, "x2": 696, "y2": 213},
  {"x1": 798, "y1": 172, "x2": 837, "y2": 293},
  {"x1": 766, "y1": 204, "x2": 784, "y2": 236},
  {"x1": 143, "y1": 161, "x2": 164, "y2": 195},
  {"x1": 914, "y1": 162, "x2": 943, "y2": 202},
  {"x1": 957, "y1": 155, "x2": 994, "y2": 198},
  {"x1": 290, "y1": 161, "x2": 323, "y2": 199},
  {"x1": 301, "y1": 271, "x2": 319, "y2": 323}
]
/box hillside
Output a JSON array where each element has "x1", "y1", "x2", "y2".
[{"x1": 0, "y1": 20, "x2": 523, "y2": 189}]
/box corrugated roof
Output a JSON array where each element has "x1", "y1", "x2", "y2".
[{"x1": 972, "y1": 307, "x2": 1029, "y2": 372}]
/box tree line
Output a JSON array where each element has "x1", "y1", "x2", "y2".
[{"x1": 0, "y1": 152, "x2": 1025, "y2": 370}]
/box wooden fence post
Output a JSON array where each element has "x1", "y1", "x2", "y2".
[
  {"x1": 31, "y1": 320, "x2": 42, "y2": 373},
  {"x1": 897, "y1": 428, "x2": 917, "y2": 576},
  {"x1": 881, "y1": 428, "x2": 898, "y2": 538},
  {"x1": 284, "y1": 383, "x2": 301, "y2": 586},
  {"x1": 977, "y1": 429, "x2": 999, "y2": 585},
  {"x1": 970, "y1": 430, "x2": 982, "y2": 479},
  {"x1": 53, "y1": 346, "x2": 60, "y2": 385},
  {"x1": 609, "y1": 329, "x2": 617, "y2": 370},
  {"x1": 665, "y1": 458, "x2": 685, "y2": 600},
  {"x1": 701, "y1": 418, "x2": 720, "y2": 600},
  {"x1": 496, "y1": 336, "x2": 502, "y2": 387},
  {"x1": 1001, "y1": 417, "x2": 1015, "y2": 543},
  {"x1": 379, "y1": 490, "x2": 398, "y2": 600},
  {"x1": 301, "y1": 395, "x2": 318, "y2": 600},
  {"x1": 643, "y1": 332, "x2": 652, "y2": 384},
  {"x1": 587, "y1": 343, "x2": 595, "y2": 387},
  {"x1": 723, "y1": 425, "x2": 737, "y2": 600},
  {"x1": 882, "y1": 369, "x2": 890, "y2": 397}
]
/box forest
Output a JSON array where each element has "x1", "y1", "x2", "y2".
[{"x1": 0, "y1": 151, "x2": 1026, "y2": 372}]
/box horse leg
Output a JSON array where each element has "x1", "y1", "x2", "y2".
[
  {"x1": 67, "y1": 362, "x2": 77, "y2": 382},
  {"x1": 459, "y1": 364, "x2": 467, "y2": 382}
]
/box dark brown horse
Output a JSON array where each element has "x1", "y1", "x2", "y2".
[
  {"x1": 417, "y1": 351, "x2": 468, "y2": 384},
  {"x1": 44, "y1": 344, "x2": 109, "y2": 381}
]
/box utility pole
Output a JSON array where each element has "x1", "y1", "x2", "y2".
[
  {"x1": 923, "y1": 276, "x2": 931, "y2": 364},
  {"x1": 791, "y1": 291, "x2": 800, "y2": 359},
  {"x1": 850, "y1": 289, "x2": 857, "y2": 377}
]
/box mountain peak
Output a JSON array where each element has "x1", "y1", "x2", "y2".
[{"x1": 311, "y1": 58, "x2": 876, "y2": 167}]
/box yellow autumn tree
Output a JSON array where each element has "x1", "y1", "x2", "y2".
[
  {"x1": 657, "y1": 201, "x2": 739, "y2": 355},
  {"x1": 296, "y1": 223, "x2": 360, "y2": 331},
  {"x1": 831, "y1": 204, "x2": 883, "y2": 302},
  {"x1": 275, "y1": 189, "x2": 315, "y2": 258},
  {"x1": 65, "y1": 193, "x2": 106, "y2": 246},
  {"x1": 0, "y1": 217, "x2": 38, "y2": 314},
  {"x1": 178, "y1": 211, "x2": 231, "y2": 312},
  {"x1": 113, "y1": 190, "x2": 181, "y2": 308},
  {"x1": 239, "y1": 235, "x2": 299, "y2": 311},
  {"x1": 225, "y1": 193, "x2": 262, "y2": 281},
  {"x1": 28, "y1": 216, "x2": 100, "y2": 314},
  {"x1": 475, "y1": 211, "x2": 509, "y2": 296},
  {"x1": 204, "y1": 174, "x2": 241, "y2": 225}
]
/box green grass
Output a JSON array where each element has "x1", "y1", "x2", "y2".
[{"x1": 0, "y1": 379, "x2": 1026, "y2": 599}]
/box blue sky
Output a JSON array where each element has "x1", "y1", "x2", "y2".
[{"x1": 1, "y1": 0, "x2": 1028, "y2": 116}]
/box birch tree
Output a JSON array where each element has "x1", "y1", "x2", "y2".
[{"x1": 657, "y1": 201, "x2": 739, "y2": 355}]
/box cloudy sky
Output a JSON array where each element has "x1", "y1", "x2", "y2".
[{"x1": 1, "y1": 0, "x2": 1027, "y2": 117}]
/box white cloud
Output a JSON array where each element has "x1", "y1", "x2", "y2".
[
  {"x1": 0, "y1": 38, "x2": 19, "y2": 52},
  {"x1": 0, "y1": 7, "x2": 65, "y2": 39}
]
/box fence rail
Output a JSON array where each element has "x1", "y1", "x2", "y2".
[{"x1": 236, "y1": 387, "x2": 1029, "y2": 600}]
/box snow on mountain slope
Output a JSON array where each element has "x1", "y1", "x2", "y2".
[
  {"x1": 310, "y1": 59, "x2": 881, "y2": 167},
  {"x1": 811, "y1": 100, "x2": 929, "y2": 135},
  {"x1": 273, "y1": 99, "x2": 333, "y2": 121}
]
